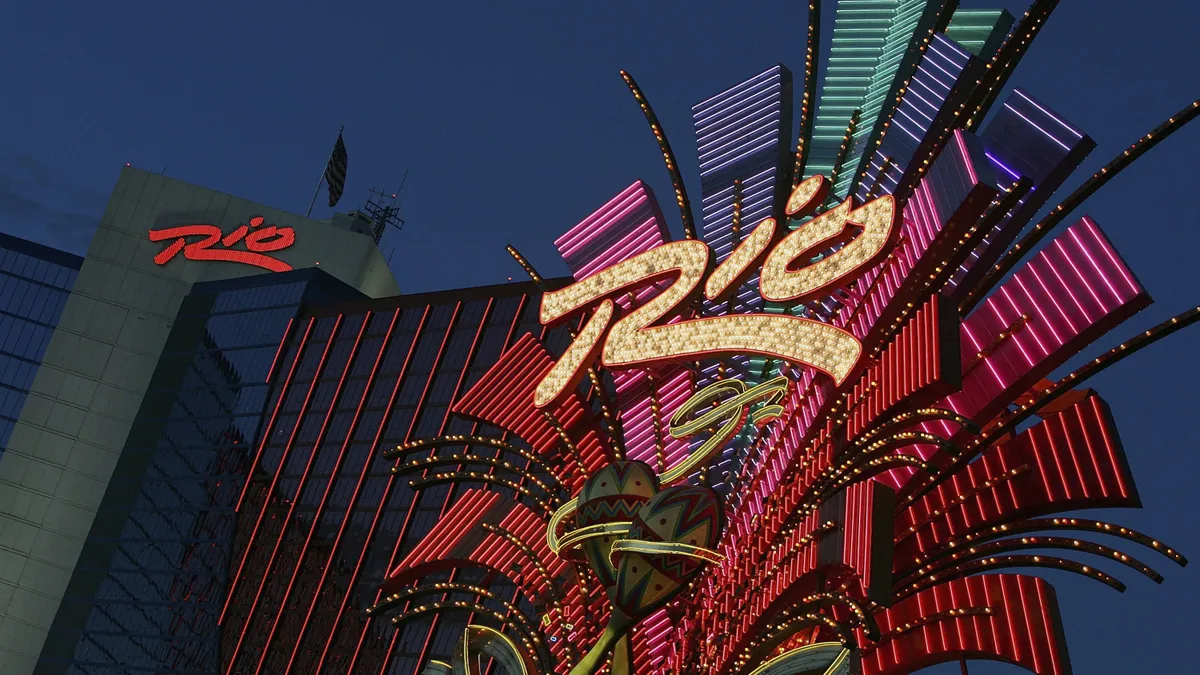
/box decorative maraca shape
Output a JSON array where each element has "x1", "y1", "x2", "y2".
[
  {"x1": 574, "y1": 460, "x2": 660, "y2": 586},
  {"x1": 570, "y1": 485, "x2": 724, "y2": 675},
  {"x1": 576, "y1": 461, "x2": 660, "y2": 525},
  {"x1": 612, "y1": 485, "x2": 724, "y2": 616},
  {"x1": 572, "y1": 461, "x2": 658, "y2": 674}
]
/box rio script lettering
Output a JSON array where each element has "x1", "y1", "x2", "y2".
[
  {"x1": 148, "y1": 216, "x2": 296, "y2": 272},
  {"x1": 534, "y1": 174, "x2": 900, "y2": 409}
]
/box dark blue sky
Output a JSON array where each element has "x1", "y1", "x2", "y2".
[{"x1": 2, "y1": 1, "x2": 1198, "y2": 672}]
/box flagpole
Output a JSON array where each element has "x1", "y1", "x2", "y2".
[{"x1": 306, "y1": 126, "x2": 344, "y2": 218}]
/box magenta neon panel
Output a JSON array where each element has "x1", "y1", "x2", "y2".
[
  {"x1": 953, "y1": 216, "x2": 1146, "y2": 421},
  {"x1": 554, "y1": 181, "x2": 695, "y2": 472}
]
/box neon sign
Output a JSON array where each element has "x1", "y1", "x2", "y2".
[
  {"x1": 547, "y1": 376, "x2": 790, "y2": 558},
  {"x1": 149, "y1": 216, "x2": 296, "y2": 272},
  {"x1": 665, "y1": 376, "x2": 789, "y2": 483},
  {"x1": 534, "y1": 175, "x2": 899, "y2": 408}
]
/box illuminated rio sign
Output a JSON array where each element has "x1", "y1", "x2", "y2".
[
  {"x1": 148, "y1": 216, "x2": 296, "y2": 272},
  {"x1": 534, "y1": 175, "x2": 899, "y2": 409}
]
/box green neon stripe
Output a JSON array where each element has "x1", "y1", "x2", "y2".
[{"x1": 945, "y1": 8, "x2": 1014, "y2": 57}]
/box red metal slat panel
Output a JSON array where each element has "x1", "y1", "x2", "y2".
[
  {"x1": 863, "y1": 575, "x2": 1070, "y2": 675},
  {"x1": 895, "y1": 395, "x2": 1138, "y2": 569},
  {"x1": 453, "y1": 333, "x2": 610, "y2": 481}
]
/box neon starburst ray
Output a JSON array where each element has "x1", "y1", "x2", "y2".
[{"x1": 366, "y1": 2, "x2": 1200, "y2": 673}]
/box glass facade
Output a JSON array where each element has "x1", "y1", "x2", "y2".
[
  {"x1": 217, "y1": 281, "x2": 571, "y2": 675},
  {"x1": 0, "y1": 232, "x2": 83, "y2": 454},
  {"x1": 37, "y1": 269, "x2": 365, "y2": 675},
  {"x1": 36, "y1": 270, "x2": 571, "y2": 675}
]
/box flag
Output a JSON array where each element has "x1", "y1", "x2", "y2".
[{"x1": 324, "y1": 132, "x2": 348, "y2": 207}]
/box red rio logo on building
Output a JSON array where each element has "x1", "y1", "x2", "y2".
[{"x1": 148, "y1": 216, "x2": 296, "y2": 272}]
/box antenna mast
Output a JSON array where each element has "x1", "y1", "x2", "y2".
[{"x1": 360, "y1": 175, "x2": 407, "y2": 244}]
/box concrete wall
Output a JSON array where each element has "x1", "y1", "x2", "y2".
[{"x1": 0, "y1": 167, "x2": 399, "y2": 672}]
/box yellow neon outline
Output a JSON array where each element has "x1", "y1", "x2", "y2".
[
  {"x1": 546, "y1": 497, "x2": 577, "y2": 554},
  {"x1": 744, "y1": 642, "x2": 848, "y2": 675},
  {"x1": 823, "y1": 648, "x2": 850, "y2": 675},
  {"x1": 555, "y1": 522, "x2": 632, "y2": 554},
  {"x1": 461, "y1": 624, "x2": 532, "y2": 675},
  {"x1": 659, "y1": 377, "x2": 789, "y2": 485},
  {"x1": 610, "y1": 540, "x2": 725, "y2": 564}
]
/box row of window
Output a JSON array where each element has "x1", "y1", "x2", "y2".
[
  {"x1": 207, "y1": 281, "x2": 308, "y2": 315},
  {"x1": 0, "y1": 249, "x2": 78, "y2": 289},
  {"x1": 0, "y1": 249, "x2": 76, "y2": 456},
  {"x1": 0, "y1": 416, "x2": 14, "y2": 449},
  {"x1": 0, "y1": 313, "x2": 55, "y2": 363},
  {"x1": 0, "y1": 385, "x2": 32, "y2": 422},
  {"x1": 0, "y1": 353, "x2": 38, "y2": 394},
  {"x1": 197, "y1": 307, "x2": 299, "y2": 354},
  {"x1": 0, "y1": 274, "x2": 72, "y2": 325}
]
